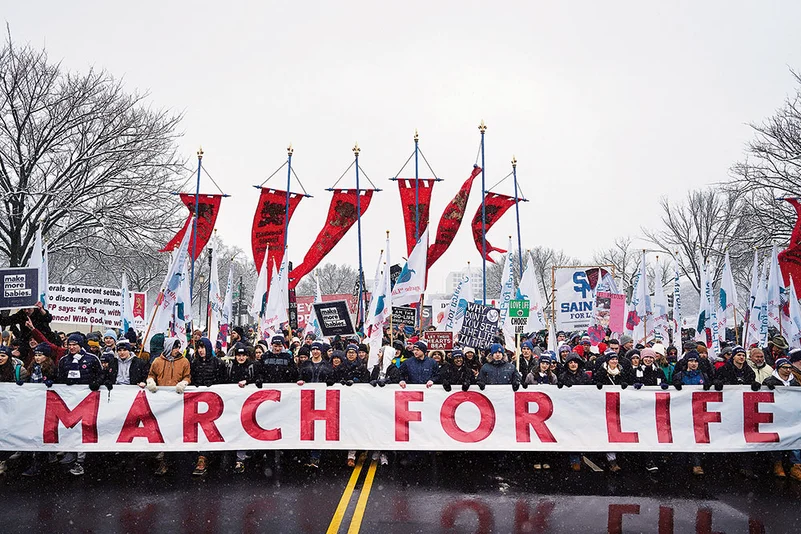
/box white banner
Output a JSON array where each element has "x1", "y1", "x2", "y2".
[
  {"x1": 47, "y1": 283, "x2": 147, "y2": 331},
  {"x1": 1, "y1": 384, "x2": 799, "y2": 453},
  {"x1": 554, "y1": 268, "x2": 596, "y2": 331}
]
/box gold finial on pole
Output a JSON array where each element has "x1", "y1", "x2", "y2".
[
  {"x1": 414, "y1": 129, "x2": 419, "y2": 142},
  {"x1": 287, "y1": 143, "x2": 294, "y2": 156},
  {"x1": 353, "y1": 143, "x2": 360, "y2": 156},
  {"x1": 386, "y1": 230, "x2": 390, "y2": 238},
  {"x1": 197, "y1": 146, "x2": 204, "y2": 159},
  {"x1": 512, "y1": 155, "x2": 517, "y2": 168},
  {"x1": 478, "y1": 120, "x2": 487, "y2": 133}
]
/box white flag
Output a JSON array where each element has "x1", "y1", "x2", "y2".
[
  {"x1": 364, "y1": 250, "x2": 384, "y2": 334},
  {"x1": 766, "y1": 245, "x2": 785, "y2": 331},
  {"x1": 703, "y1": 259, "x2": 720, "y2": 361},
  {"x1": 652, "y1": 258, "x2": 669, "y2": 343},
  {"x1": 250, "y1": 246, "x2": 270, "y2": 318},
  {"x1": 515, "y1": 254, "x2": 547, "y2": 332},
  {"x1": 308, "y1": 271, "x2": 325, "y2": 340},
  {"x1": 208, "y1": 249, "x2": 223, "y2": 347},
  {"x1": 27, "y1": 227, "x2": 47, "y2": 305},
  {"x1": 174, "y1": 257, "x2": 193, "y2": 340},
  {"x1": 499, "y1": 239, "x2": 516, "y2": 343},
  {"x1": 634, "y1": 252, "x2": 652, "y2": 342},
  {"x1": 121, "y1": 272, "x2": 135, "y2": 334},
  {"x1": 786, "y1": 280, "x2": 801, "y2": 347},
  {"x1": 146, "y1": 224, "x2": 193, "y2": 346},
  {"x1": 439, "y1": 264, "x2": 473, "y2": 334},
  {"x1": 743, "y1": 250, "x2": 760, "y2": 347},
  {"x1": 367, "y1": 235, "x2": 393, "y2": 369},
  {"x1": 671, "y1": 258, "x2": 682, "y2": 344},
  {"x1": 391, "y1": 228, "x2": 428, "y2": 307},
  {"x1": 718, "y1": 251, "x2": 738, "y2": 340},
  {"x1": 259, "y1": 250, "x2": 289, "y2": 341},
  {"x1": 220, "y1": 267, "x2": 234, "y2": 352}
]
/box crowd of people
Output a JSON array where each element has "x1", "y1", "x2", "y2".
[{"x1": 1, "y1": 302, "x2": 800, "y2": 483}]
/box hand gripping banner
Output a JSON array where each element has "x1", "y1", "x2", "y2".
[
  {"x1": 160, "y1": 193, "x2": 223, "y2": 260},
  {"x1": 289, "y1": 189, "x2": 374, "y2": 289},
  {"x1": 396, "y1": 179, "x2": 436, "y2": 256},
  {"x1": 251, "y1": 188, "x2": 305, "y2": 274},
  {"x1": 471, "y1": 192, "x2": 517, "y2": 263},
  {"x1": 427, "y1": 166, "x2": 482, "y2": 269},
  {"x1": 778, "y1": 198, "x2": 801, "y2": 290},
  {"x1": 2, "y1": 383, "x2": 800, "y2": 452}
]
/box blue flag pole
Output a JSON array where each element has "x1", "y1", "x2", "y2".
[
  {"x1": 512, "y1": 156, "x2": 523, "y2": 278},
  {"x1": 354, "y1": 143, "x2": 365, "y2": 327},
  {"x1": 189, "y1": 147, "x2": 203, "y2": 321},
  {"x1": 479, "y1": 120, "x2": 487, "y2": 305},
  {"x1": 283, "y1": 144, "x2": 293, "y2": 252},
  {"x1": 414, "y1": 129, "x2": 420, "y2": 242}
]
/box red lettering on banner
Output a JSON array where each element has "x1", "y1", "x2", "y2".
[
  {"x1": 696, "y1": 508, "x2": 723, "y2": 534},
  {"x1": 692, "y1": 392, "x2": 723, "y2": 444},
  {"x1": 743, "y1": 392, "x2": 779, "y2": 443},
  {"x1": 395, "y1": 390, "x2": 424, "y2": 442},
  {"x1": 440, "y1": 391, "x2": 496, "y2": 443},
  {"x1": 241, "y1": 390, "x2": 282, "y2": 441},
  {"x1": 658, "y1": 506, "x2": 674, "y2": 534},
  {"x1": 655, "y1": 392, "x2": 673, "y2": 443},
  {"x1": 43, "y1": 390, "x2": 100, "y2": 444},
  {"x1": 441, "y1": 499, "x2": 494, "y2": 532},
  {"x1": 117, "y1": 390, "x2": 164, "y2": 443},
  {"x1": 607, "y1": 504, "x2": 640, "y2": 534},
  {"x1": 514, "y1": 499, "x2": 555, "y2": 534},
  {"x1": 183, "y1": 391, "x2": 225, "y2": 443},
  {"x1": 606, "y1": 392, "x2": 639, "y2": 443},
  {"x1": 514, "y1": 392, "x2": 556, "y2": 443},
  {"x1": 300, "y1": 389, "x2": 340, "y2": 441}
]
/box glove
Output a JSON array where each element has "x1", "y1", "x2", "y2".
[
  {"x1": 674, "y1": 383, "x2": 683, "y2": 391},
  {"x1": 521, "y1": 382, "x2": 529, "y2": 389},
  {"x1": 478, "y1": 382, "x2": 486, "y2": 391},
  {"x1": 557, "y1": 383, "x2": 564, "y2": 389},
  {"x1": 255, "y1": 379, "x2": 263, "y2": 389},
  {"x1": 443, "y1": 382, "x2": 452, "y2": 392},
  {"x1": 370, "y1": 380, "x2": 378, "y2": 387},
  {"x1": 702, "y1": 381, "x2": 712, "y2": 391},
  {"x1": 378, "y1": 379, "x2": 386, "y2": 387},
  {"x1": 175, "y1": 381, "x2": 188, "y2": 394},
  {"x1": 766, "y1": 382, "x2": 776, "y2": 390},
  {"x1": 44, "y1": 379, "x2": 53, "y2": 388},
  {"x1": 565, "y1": 383, "x2": 573, "y2": 388},
  {"x1": 16, "y1": 380, "x2": 24, "y2": 386},
  {"x1": 106, "y1": 383, "x2": 114, "y2": 392},
  {"x1": 325, "y1": 378, "x2": 335, "y2": 387},
  {"x1": 714, "y1": 381, "x2": 723, "y2": 391},
  {"x1": 461, "y1": 382, "x2": 470, "y2": 392},
  {"x1": 620, "y1": 382, "x2": 628, "y2": 390},
  {"x1": 750, "y1": 382, "x2": 761, "y2": 391},
  {"x1": 89, "y1": 382, "x2": 100, "y2": 391},
  {"x1": 633, "y1": 383, "x2": 643, "y2": 390},
  {"x1": 660, "y1": 382, "x2": 669, "y2": 390},
  {"x1": 146, "y1": 378, "x2": 158, "y2": 393},
  {"x1": 596, "y1": 383, "x2": 603, "y2": 390},
  {"x1": 344, "y1": 380, "x2": 354, "y2": 387},
  {"x1": 512, "y1": 382, "x2": 520, "y2": 392}
]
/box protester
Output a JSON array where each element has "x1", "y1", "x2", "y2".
[
  {"x1": 259, "y1": 335, "x2": 297, "y2": 383},
  {"x1": 224, "y1": 344, "x2": 260, "y2": 474},
  {"x1": 748, "y1": 347, "x2": 773, "y2": 383},
  {"x1": 763, "y1": 357, "x2": 801, "y2": 480},
  {"x1": 525, "y1": 354, "x2": 558, "y2": 385},
  {"x1": 297, "y1": 344, "x2": 336, "y2": 469},
  {"x1": 399, "y1": 341, "x2": 438, "y2": 388}
]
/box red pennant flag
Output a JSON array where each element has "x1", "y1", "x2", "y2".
[
  {"x1": 251, "y1": 188, "x2": 305, "y2": 274},
  {"x1": 471, "y1": 192, "x2": 517, "y2": 263},
  {"x1": 396, "y1": 179, "x2": 436, "y2": 255},
  {"x1": 427, "y1": 166, "x2": 481, "y2": 269},
  {"x1": 778, "y1": 198, "x2": 801, "y2": 289},
  {"x1": 288, "y1": 189, "x2": 374, "y2": 289},
  {"x1": 161, "y1": 193, "x2": 223, "y2": 260}
]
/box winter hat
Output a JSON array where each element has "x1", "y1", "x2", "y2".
[
  {"x1": 116, "y1": 340, "x2": 132, "y2": 351},
  {"x1": 291, "y1": 337, "x2": 300, "y2": 345},
  {"x1": 489, "y1": 343, "x2": 504, "y2": 355},
  {"x1": 538, "y1": 354, "x2": 552, "y2": 364},
  {"x1": 589, "y1": 345, "x2": 600, "y2": 355},
  {"x1": 1, "y1": 331, "x2": 9, "y2": 340},
  {"x1": 322, "y1": 342, "x2": 331, "y2": 353},
  {"x1": 620, "y1": 335, "x2": 633, "y2": 346},
  {"x1": 271, "y1": 335, "x2": 285, "y2": 346},
  {"x1": 33, "y1": 343, "x2": 52, "y2": 357},
  {"x1": 298, "y1": 345, "x2": 311, "y2": 357},
  {"x1": 451, "y1": 349, "x2": 464, "y2": 359},
  {"x1": 67, "y1": 333, "x2": 83, "y2": 345},
  {"x1": 305, "y1": 332, "x2": 317, "y2": 340},
  {"x1": 331, "y1": 350, "x2": 345, "y2": 362},
  {"x1": 772, "y1": 335, "x2": 790, "y2": 350},
  {"x1": 310, "y1": 342, "x2": 324, "y2": 352},
  {"x1": 557, "y1": 344, "x2": 572, "y2": 354},
  {"x1": 731, "y1": 345, "x2": 747, "y2": 357},
  {"x1": 625, "y1": 348, "x2": 641, "y2": 359},
  {"x1": 581, "y1": 336, "x2": 591, "y2": 345},
  {"x1": 652, "y1": 343, "x2": 666, "y2": 357},
  {"x1": 358, "y1": 343, "x2": 369, "y2": 353},
  {"x1": 0, "y1": 345, "x2": 9, "y2": 356},
  {"x1": 521, "y1": 341, "x2": 534, "y2": 351},
  {"x1": 346, "y1": 343, "x2": 359, "y2": 353},
  {"x1": 788, "y1": 348, "x2": 801, "y2": 363},
  {"x1": 640, "y1": 348, "x2": 656, "y2": 360},
  {"x1": 607, "y1": 353, "x2": 619, "y2": 361},
  {"x1": 87, "y1": 340, "x2": 100, "y2": 349},
  {"x1": 463, "y1": 346, "x2": 476, "y2": 354},
  {"x1": 604, "y1": 349, "x2": 617, "y2": 357},
  {"x1": 775, "y1": 357, "x2": 792, "y2": 368},
  {"x1": 413, "y1": 340, "x2": 428, "y2": 352},
  {"x1": 234, "y1": 343, "x2": 248, "y2": 355},
  {"x1": 685, "y1": 350, "x2": 700, "y2": 362},
  {"x1": 103, "y1": 329, "x2": 117, "y2": 341},
  {"x1": 392, "y1": 340, "x2": 405, "y2": 352},
  {"x1": 233, "y1": 326, "x2": 246, "y2": 338},
  {"x1": 565, "y1": 353, "x2": 584, "y2": 366}
]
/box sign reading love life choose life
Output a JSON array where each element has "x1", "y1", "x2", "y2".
[{"x1": 1, "y1": 383, "x2": 799, "y2": 452}]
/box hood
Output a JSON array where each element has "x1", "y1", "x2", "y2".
[{"x1": 198, "y1": 337, "x2": 214, "y2": 358}]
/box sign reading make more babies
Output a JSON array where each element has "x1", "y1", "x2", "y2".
[{"x1": 0, "y1": 267, "x2": 40, "y2": 310}]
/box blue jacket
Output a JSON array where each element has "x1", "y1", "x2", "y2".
[
  {"x1": 57, "y1": 350, "x2": 101, "y2": 385},
  {"x1": 479, "y1": 360, "x2": 521, "y2": 386},
  {"x1": 399, "y1": 356, "x2": 439, "y2": 384}
]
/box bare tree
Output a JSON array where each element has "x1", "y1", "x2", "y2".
[
  {"x1": 485, "y1": 247, "x2": 579, "y2": 305},
  {"x1": 593, "y1": 237, "x2": 673, "y2": 298},
  {"x1": 731, "y1": 70, "x2": 801, "y2": 245},
  {"x1": 296, "y1": 262, "x2": 358, "y2": 296},
  {"x1": 0, "y1": 35, "x2": 186, "y2": 268}
]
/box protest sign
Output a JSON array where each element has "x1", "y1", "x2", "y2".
[
  {"x1": 595, "y1": 291, "x2": 626, "y2": 334},
  {"x1": 392, "y1": 306, "x2": 417, "y2": 327},
  {"x1": 313, "y1": 300, "x2": 355, "y2": 336},
  {"x1": 423, "y1": 331, "x2": 453, "y2": 350},
  {"x1": 0, "y1": 267, "x2": 40, "y2": 310},
  {"x1": 553, "y1": 266, "x2": 614, "y2": 331},
  {"x1": 47, "y1": 283, "x2": 147, "y2": 330},
  {"x1": 457, "y1": 302, "x2": 500, "y2": 349}
]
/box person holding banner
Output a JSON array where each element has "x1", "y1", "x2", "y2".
[
  {"x1": 297, "y1": 345, "x2": 336, "y2": 470},
  {"x1": 399, "y1": 341, "x2": 438, "y2": 389},
  {"x1": 524, "y1": 354, "x2": 558, "y2": 386},
  {"x1": 439, "y1": 349, "x2": 473, "y2": 392},
  {"x1": 518, "y1": 341, "x2": 538, "y2": 382},
  {"x1": 477, "y1": 344, "x2": 521, "y2": 390},
  {"x1": 763, "y1": 357, "x2": 801, "y2": 480},
  {"x1": 224, "y1": 343, "x2": 261, "y2": 475},
  {"x1": 259, "y1": 335, "x2": 297, "y2": 384}
]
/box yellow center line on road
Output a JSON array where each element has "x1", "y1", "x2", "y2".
[
  {"x1": 326, "y1": 453, "x2": 366, "y2": 534},
  {"x1": 346, "y1": 458, "x2": 378, "y2": 534}
]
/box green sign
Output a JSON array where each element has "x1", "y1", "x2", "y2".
[{"x1": 509, "y1": 299, "x2": 530, "y2": 318}]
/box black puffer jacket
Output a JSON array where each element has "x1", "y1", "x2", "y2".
[
  {"x1": 439, "y1": 362, "x2": 475, "y2": 388},
  {"x1": 593, "y1": 363, "x2": 630, "y2": 386},
  {"x1": 334, "y1": 359, "x2": 370, "y2": 383},
  {"x1": 260, "y1": 350, "x2": 298, "y2": 383},
  {"x1": 191, "y1": 340, "x2": 225, "y2": 386},
  {"x1": 632, "y1": 364, "x2": 666, "y2": 386},
  {"x1": 478, "y1": 360, "x2": 521, "y2": 386},
  {"x1": 299, "y1": 360, "x2": 335, "y2": 384},
  {"x1": 225, "y1": 359, "x2": 259, "y2": 384},
  {"x1": 715, "y1": 360, "x2": 756, "y2": 385}
]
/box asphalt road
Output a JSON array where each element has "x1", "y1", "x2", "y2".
[{"x1": 1, "y1": 450, "x2": 799, "y2": 533}]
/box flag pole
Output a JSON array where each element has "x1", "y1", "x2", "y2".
[
  {"x1": 414, "y1": 129, "x2": 420, "y2": 242},
  {"x1": 479, "y1": 120, "x2": 487, "y2": 305},
  {"x1": 512, "y1": 156, "x2": 523, "y2": 279},
  {"x1": 283, "y1": 144, "x2": 294, "y2": 252},
  {"x1": 354, "y1": 143, "x2": 365, "y2": 328},
  {"x1": 189, "y1": 147, "x2": 203, "y2": 324}
]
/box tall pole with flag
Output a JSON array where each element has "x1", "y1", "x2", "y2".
[
  {"x1": 283, "y1": 144, "x2": 293, "y2": 253},
  {"x1": 190, "y1": 147, "x2": 203, "y2": 310},
  {"x1": 414, "y1": 130, "x2": 420, "y2": 242},
  {"x1": 512, "y1": 156, "x2": 524, "y2": 279},
  {"x1": 354, "y1": 143, "x2": 365, "y2": 326},
  {"x1": 479, "y1": 120, "x2": 487, "y2": 304}
]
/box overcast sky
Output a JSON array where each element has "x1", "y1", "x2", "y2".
[{"x1": 8, "y1": 1, "x2": 801, "y2": 292}]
